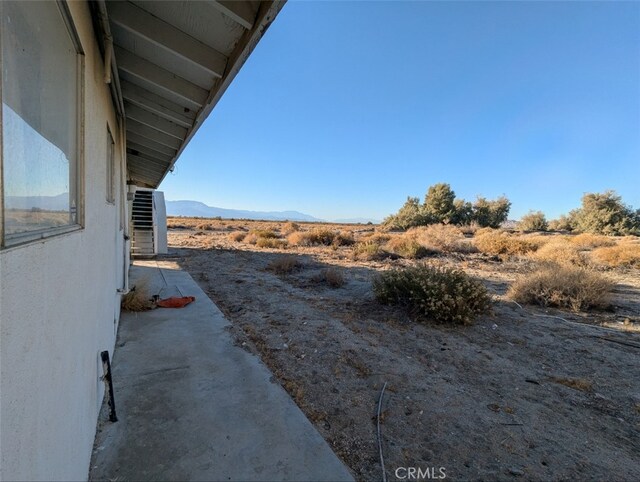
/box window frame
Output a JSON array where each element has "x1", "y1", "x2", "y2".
[
  {"x1": 0, "y1": 0, "x2": 85, "y2": 249},
  {"x1": 106, "y1": 126, "x2": 115, "y2": 205}
]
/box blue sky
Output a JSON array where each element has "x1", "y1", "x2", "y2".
[{"x1": 161, "y1": 0, "x2": 640, "y2": 222}]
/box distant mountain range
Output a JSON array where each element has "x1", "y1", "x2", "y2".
[
  {"x1": 166, "y1": 200, "x2": 323, "y2": 222},
  {"x1": 333, "y1": 218, "x2": 379, "y2": 224},
  {"x1": 5, "y1": 193, "x2": 69, "y2": 211},
  {"x1": 165, "y1": 200, "x2": 380, "y2": 224}
]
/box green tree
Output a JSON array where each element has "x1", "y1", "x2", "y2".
[
  {"x1": 517, "y1": 211, "x2": 548, "y2": 232},
  {"x1": 423, "y1": 183, "x2": 456, "y2": 224},
  {"x1": 451, "y1": 199, "x2": 473, "y2": 225},
  {"x1": 548, "y1": 214, "x2": 574, "y2": 232},
  {"x1": 571, "y1": 190, "x2": 639, "y2": 235},
  {"x1": 382, "y1": 197, "x2": 429, "y2": 230},
  {"x1": 472, "y1": 196, "x2": 511, "y2": 228}
]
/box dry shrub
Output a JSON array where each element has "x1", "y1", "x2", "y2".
[
  {"x1": 287, "y1": 229, "x2": 353, "y2": 247},
  {"x1": 256, "y1": 237, "x2": 288, "y2": 249},
  {"x1": 227, "y1": 231, "x2": 246, "y2": 242},
  {"x1": 244, "y1": 229, "x2": 280, "y2": 245},
  {"x1": 475, "y1": 227, "x2": 499, "y2": 237},
  {"x1": 286, "y1": 231, "x2": 307, "y2": 246},
  {"x1": 533, "y1": 240, "x2": 591, "y2": 267},
  {"x1": 243, "y1": 233, "x2": 258, "y2": 244},
  {"x1": 282, "y1": 221, "x2": 300, "y2": 235},
  {"x1": 373, "y1": 264, "x2": 492, "y2": 324},
  {"x1": 570, "y1": 233, "x2": 616, "y2": 249},
  {"x1": 591, "y1": 244, "x2": 640, "y2": 268},
  {"x1": 385, "y1": 235, "x2": 429, "y2": 259},
  {"x1": 522, "y1": 234, "x2": 557, "y2": 249},
  {"x1": 267, "y1": 255, "x2": 303, "y2": 274},
  {"x1": 474, "y1": 230, "x2": 537, "y2": 257},
  {"x1": 409, "y1": 224, "x2": 474, "y2": 253},
  {"x1": 121, "y1": 280, "x2": 154, "y2": 311},
  {"x1": 360, "y1": 232, "x2": 391, "y2": 245},
  {"x1": 508, "y1": 264, "x2": 613, "y2": 311},
  {"x1": 459, "y1": 222, "x2": 481, "y2": 235},
  {"x1": 352, "y1": 240, "x2": 388, "y2": 261},
  {"x1": 312, "y1": 267, "x2": 345, "y2": 288},
  {"x1": 196, "y1": 223, "x2": 215, "y2": 231},
  {"x1": 249, "y1": 229, "x2": 279, "y2": 239},
  {"x1": 333, "y1": 230, "x2": 355, "y2": 246},
  {"x1": 620, "y1": 236, "x2": 640, "y2": 245},
  {"x1": 167, "y1": 218, "x2": 188, "y2": 229}
]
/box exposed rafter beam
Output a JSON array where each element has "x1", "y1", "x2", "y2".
[
  {"x1": 127, "y1": 141, "x2": 174, "y2": 163},
  {"x1": 115, "y1": 46, "x2": 208, "y2": 109},
  {"x1": 210, "y1": 1, "x2": 255, "y2": 30},
  {"x1": 128, "y1": 164, "x2": 165, "y2": 180},
  {"x1": 128, "y1": 173, "x2": 162, "y2": 187},
  {"x1": 128, "y1": 167, "x2": 166, "y2": 184},
  {"x1": 109, "y1": 1, "x2": 227, "y2": 77},
  {"x1": 121, "y1": 81, "x2": 194, "y2": 129},
  {"x1": 124, "y1": 101, "x2": 188, "y2": 140},
  {"x1": 127, "y1": 152, "x2": 171, "y2": 170},
  {"x1": 126, "y1": 131, "x2": 178, "y2": 158},
  {"x1": 127, "y1": 119, "x2": 182, "y2": 150},
  {"x1": 128, "y1": 179, "x2": 156, "y2": 190}
]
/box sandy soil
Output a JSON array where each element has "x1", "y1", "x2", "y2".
[{"x1": 161, "y1": 219, "x2": 640, "y2": 481}]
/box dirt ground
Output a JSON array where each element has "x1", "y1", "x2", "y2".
[{"x1": 161, "y1": 218, "x2": 640, "y2": 481}]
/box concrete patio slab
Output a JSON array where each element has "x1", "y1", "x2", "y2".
[{"x1": 90, "y1": 261, "x2": 354, "y2": 481}]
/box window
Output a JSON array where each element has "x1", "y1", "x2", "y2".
[
  {"x1": 1, "y1": 1, "x2": 83, "y2": 247},
  {"x1": 107, "y1": 128, "x2": 115, "y2": 204}
]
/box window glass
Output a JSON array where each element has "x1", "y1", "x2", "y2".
[{"x1": 1, "y1": 1, "x2": 79, "y2": 239}]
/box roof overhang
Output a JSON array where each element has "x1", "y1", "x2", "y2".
[{"x1": 91, "y1": 1, "x2": 286, "y2": 189}]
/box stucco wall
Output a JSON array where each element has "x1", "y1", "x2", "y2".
[{"x1": 0, "y1": 2, "x2": 127, "y2": 480}]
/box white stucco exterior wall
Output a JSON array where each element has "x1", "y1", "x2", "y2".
[{"x1": 0, "y1": 2, "x2": 127, "y2": 480}]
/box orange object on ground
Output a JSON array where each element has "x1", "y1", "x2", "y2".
[{"x1": 156, "y1": 296, "x2": 195, "y2": 308}]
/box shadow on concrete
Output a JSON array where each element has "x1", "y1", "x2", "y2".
[{"x1": 90, "y1": 261, "x2": 354, "y2": 482}]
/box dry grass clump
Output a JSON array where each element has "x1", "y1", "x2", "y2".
[
  {"x1": 475, "y1": 227, "x2": 499, "y2": 237},
  {"x1": 384, "y1": 235, "x2": 429, "y2": 259},
  {"x1": 287, "y1": 229, "x2": 354, "y2": 247},
  {"x1": 591, "y1": 244, "x2": 640, "y2": 268},
  {"x1": 121, "y1": 280, "x2": 155, "y2": 311},
  {"x1": 244, "y1": 229, "x2": 280, "y2": 245},
  {"x1": 256, "y1": 237, "x2": 288, "y2": 249},
  {"x1": 360, "y1": 232, "x2": 392, "y2": 245},
  {"x1": 243, "y1": 232, "x2": 259, "y2": 244},
  {"x1": 570, "y1": 233, "x2": 616, "y2": 249},
  {"x1": 551, "y1": 377, "x2": 593, "y2": 392},
  {"x1": 508, "y1": 264, "x2": 613, "y2": 311},
  {"x1": 373, "y1": 264, "x2": 492, "y2": 324},
  {"x1": 267, "y1": 255, "x2": 303, "y2": 274},
  {"x1": 249, "y1": 229, "x2": 279, "y2": 239},
  {"x1": 282, "y1": 221, "x2": 300, "y2": 235},
  {"x1": 409, "y1": 224, "x2": 474, "y2": 253},
  {"x1": 196, "y1": 222, "x2": 215, "y2": 231},
  {"x1": 474, "y1": 230, "x2": 537, "y2": 258},
  {"x1": 312, "y1": 267, "x2": 346, "y2": 288},
  {"x1": 352, "y1": 240, "x2": 388, "y2": 261},
  {"x1": 533, "y1": 240, "x2": 591, "y2": 267},
  {"x1": 167, "y1": 218, "x2": 189, "y2": 229},
  {"x1": 521, "y1": 234, "x2": 557, "y2": 249},
  {"x1": 227, "y1": 231, "x2": 247, "y2": 242},
  {"x1": 459, "y1": 222, "x2": 481, "y2": 235}
]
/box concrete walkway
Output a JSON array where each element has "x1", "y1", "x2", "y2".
[{"x1": 90, "y1": 261, "x2": 353, "y2": 481}]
